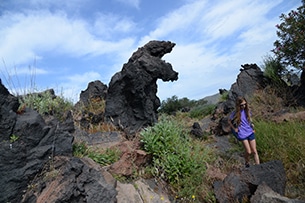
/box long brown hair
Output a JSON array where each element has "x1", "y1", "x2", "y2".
[{"x1": 234, "y1": 97, "x2": 251, "y2": 125}]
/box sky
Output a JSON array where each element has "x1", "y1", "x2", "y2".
[{"x1": 0, "y1": 0, "x2": 302, "y2": 103}]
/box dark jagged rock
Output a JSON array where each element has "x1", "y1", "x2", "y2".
[
  {"x1": 104, "y1": 40, "x2": 178, "y2": 135},
  {"x1": 77, "y1": 80, "x2": 107, "y2": 106},
  {"x1": 22, "y1": 156, "x2": 117, "y2": 203},
  {"x1": 74, "y1": 80, "x2": 107, "y2": 130},
  {"x1": 251, "y1": 183, "x2": 305, "y2": 203},
  {"x1": 0, "y1": 82, "x2": 74, "y2": 203},
  {"x1": 213, "y1": 160, "x2": 286, "y2": 202},
  {"x1": 190, "y1": 122, "x2": 204, "y2": 138},
  {"x1": 0, "y1": 79, "x2": 19, "y2": 141},
  {"x1": 0, "y1": 108, "x2": 74, "y2": 203},
  {"x1": 226, "y1": 63, "x2": 267, "y2": 111}
]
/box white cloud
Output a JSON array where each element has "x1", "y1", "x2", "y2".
[
  {"x1": 0, "y1": 10, "x2": 136, "y2": 66},
  {"x1": 93, "y1": 13, "x2": 137, "y2": 39},
  {"x1": 59, "y1": 71, "x2": 102, "y2": 102},
  {"x1": 139, "y1": 0, "x2": 207, "y2": 45}
]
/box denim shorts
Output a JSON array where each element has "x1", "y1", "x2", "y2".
[{"x1": 232, "y1": 130, "x2": 255, "y2": 141}]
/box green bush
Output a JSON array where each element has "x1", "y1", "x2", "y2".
[
  {"x1": 140, "y1": 115, "x2": 216, "y2": 202},
  {"x1": 20, "y1": 90, "x2": 73, "y2": 120},
  {"x1": 262, "y1": 55, "x2": 286, "y2": 85},
  {"x1": 189, "y1": 104, "x2": 216, "y2": 119},
  {"x1": 158, "y1": 95, "x2": 198, "y2": 115}
]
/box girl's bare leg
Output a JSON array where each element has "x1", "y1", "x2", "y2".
[
  {"x1": 249, "y1": 139, "x2": 260, "y2": 164},
  {"x1": 241, "y1": 140, "x2": 251, "y2": 165}
]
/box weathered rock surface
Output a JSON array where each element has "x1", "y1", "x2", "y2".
[
  {"x1": 109, "y1": 140, "x2": 151, "y2": 177},
  {"x1": 214, "y1": 160, "x2": 286, "y2": 202},
  {"x1": 190, "y1": 122, "x2": 204, "y2": 138},
  {"x1": 74, "y1": 80, "x2": 108, "y2": 130},
  {"x1": 251, "y1": 183, "x2": 305, "y2": 203},
  {"x1": 77, "y1": 80, "x2": 107, "y2": 106},
  {"x1": 116, "y1": 179, "x2": 171, "y2": 203},
  {"x1": 0, "y1": 82, "x2": 74, "y2": 202},
  {"x1": 224, "y1": 63, "x2": 267, "y2": 114},
  {"x1": 0, "y1": 79, "x2": 19, "y2": 140},
  {"x1": 104, "y1": 40, "x2": 178, "y2": 135},
  {"x1": 22, "y1": 156, "x2": 117, "y2": 203}
]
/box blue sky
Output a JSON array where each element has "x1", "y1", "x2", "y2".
[{"x1": 0, "y1": 0, "x2": 301, "y2": 103}]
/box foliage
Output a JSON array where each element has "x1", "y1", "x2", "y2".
[
  {"x1": 220, "y1": 91, "x2": 229, "y2": 101},
  {"x1": 140, "y1": 115, "x2": 216, "y2": 202},
  {"x1": 262, "y1": 55, "x2": 287, "y2": 85},
  {"x1": 273, "y1": 2, "x2": 305, "y2": 70},
  {"x1": 158, "y1": 95, "x2": 201, "y2": 115},
  {"x1": 10, "y1": 134, "x2": 19, "y2": 143},
  {"x1": 88, "y1": 148, "x2": 120, "y2": 166},
  {"x1": 254, "y1": 120, "x2": 305, "y2": 199},
  {"x1": 73, "y1": 98, "x2": 117, "y2": 133},
  {"x1": 20, "y1": 90, "x2": 73, "y2": 120},
  {"x1": 188, "y1": 104, "x2": 216, "y2": 119},
  {"x1": 73, "y1": 142, "x2": 120, "y2": 166},
  {"x1": 250, "y1": 87, "x2": 291, "y2": 119}
]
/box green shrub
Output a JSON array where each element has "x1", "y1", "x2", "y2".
[
  {"x1": 158, "y1": 95, "x2": 198, "y2": 115},
  {"x1": 140, "y1": 115, "x2": 216, "y2": 202},
  {"x1": 262, "y1": 55, "x2": 286, "y2": 85},
  {"x1": 189, "y1": 104, "x2": 216, "y2": 119},
  {"x1": 20, "y1": 90, "x2": 73, "y2": 120}
]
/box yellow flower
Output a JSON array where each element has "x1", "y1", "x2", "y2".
[
  {"x1": 192, "y1": 195, "x2": 195, "y2": 199},
  {"x1": 161, "y1": 196, "x2": 164, "y2": 201}
]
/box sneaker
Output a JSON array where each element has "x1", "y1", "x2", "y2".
[{"x1": 245, "y1": 163, "x2": 250, "y2": 168}]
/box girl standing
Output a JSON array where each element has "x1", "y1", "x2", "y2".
[{"x1": 228, "y1": 97, "x2": 260, "y2": 167}]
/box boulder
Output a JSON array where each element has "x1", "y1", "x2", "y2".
[
  {"x1": 74, "y1": 80, "x2": 108, "y2": 129},
  {"x1": 104, "y1": 40, "x2": 178, "y2": 135},
  {"x1": 116, "y1": 179, "x2": 171, "y2": 203},
  {"x1": 0, "y1": 79, "x2": 19, "y2": 140},
  {"x1": 251, "y1": 183, "x2": 305, "y2": 203},
  {"x1": 190, "y1": 122, "x2": 204, "y2": 138},
  {"x1": 77, "y1": 80, "x2": 107, "y2": 106},
  {"x1": 226, "y1": 63, "x2": 267, "y2": 112},
  {"x1": 109, "y1": 140, "x2": 152, "y2": 177},
  {"x1": 213, "y1": 160, "x2": 286, "y2": 202},
  {"x1": 22, "y1": 156, "x2": 117, "y2": 203},
  {"x1": 0, "y1": 86, "x2": 74, "y2": 203}
]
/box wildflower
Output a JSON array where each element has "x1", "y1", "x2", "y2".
[{"x1": 192, "y1": 195, "x2": 195, "y2": 199}]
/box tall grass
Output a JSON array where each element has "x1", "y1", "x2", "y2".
[
  {"x1": 140, "y1": 115, "x2": 217, "y2": 202},
  {"x1": 1, "y1": 60, "x2": 37, "y2": 96},
  {"x1": 254, "y1": 120, "x2": 305, "y2": 199}
]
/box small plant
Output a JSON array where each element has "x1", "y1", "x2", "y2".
[
  {"x1": 87, "y1": 148, "x2": 120, "y2": 166},
  {"x1": 219, "y1": 91, "x2": 229, "y2": 101},
  {"x1": 10, "y1": 134, "x2": 19, "y2": 143},
  {"x1": 73, "y1": 142, "x2": 88, "y2": 157},
  {"x1": 73, "y1": 142, "x2": 120, "y2": 166}
]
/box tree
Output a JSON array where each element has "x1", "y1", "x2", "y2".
[{"x1": 272, "y1": 1, "x2": 305, "y2": 71}]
